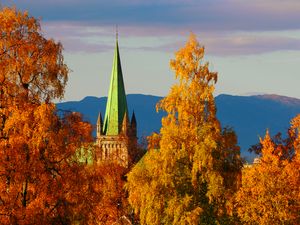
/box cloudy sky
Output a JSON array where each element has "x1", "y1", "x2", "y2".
[{"x1": 2, "y1": 0, "x2": 300, "y2": 101}]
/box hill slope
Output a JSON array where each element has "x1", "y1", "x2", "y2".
[{"x1": 57, "y1": 94, "x2": 300, "y2": 162}]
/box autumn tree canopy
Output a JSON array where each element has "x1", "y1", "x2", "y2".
[
  {"x1": 126, "y1": 33, "x2": 242, "y2": 225},
  {"x1": 4, "y1": 6, "x2": 298, "y2": 225},
  {"x1": 0, "y1": 103, "x2": 95, "y2": 224},
  {"x1": 85, "y1": 163, "x2": 131, "y2": 225},
  {"x1": 0, "y1": 7, "x2": 99, "y2": 224},
  {"x1": 0, "y1": 7, "x2": 136, "y2": 225},
  {"x1": 0, "y1": 7, "x2": 68, "y2": 141},
  {"x1": 235, "y1": 115, "x2": 300, "y2": 225},
  {"x1": 0, "y1": 7, "x2": 68, "y2": 104}
]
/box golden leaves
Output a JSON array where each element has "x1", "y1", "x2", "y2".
[
  {"x1": 290, "y1": 114, "x2": 300, "y2": 157},
  {"x1": 127, "y1": 33, "x2": 242, "y2": 224},
  {"x1": 235, "y1": 115, "x2": 300, "y2": 224}
]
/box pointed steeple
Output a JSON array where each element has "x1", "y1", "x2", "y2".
[
  {"x1": 131, "y1": 110, "x2": 136, "y2": 125},
  {"x1": 97, "y1": 112, "x2": 103, "y2": 137},
  {"x1": 103, "y1": 37, "x2": 128, "y2": 135},
  {"x1": 121, "y1": 112, "x2": 130, "y2": 135},
  {"x1": 131, "y1": 111, "x2": 137, "y2": 137}
]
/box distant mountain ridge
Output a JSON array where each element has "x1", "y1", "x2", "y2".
[
  {"x1": 56, "y1": 94, "x2": 300, "y2": 162},
  {"x1": 254, "y1": 94, "x2": 300, "y2": 106}
]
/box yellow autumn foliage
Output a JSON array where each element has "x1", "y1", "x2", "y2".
[
  {"x1": 127, "y1": 33, "x2": 242, "y2": 225},
  {"x1": 235, "y1": 115, "x2": 300, "y2": 224}
]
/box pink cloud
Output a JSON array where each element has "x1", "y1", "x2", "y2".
[{"x1": 41, "y1": 21, "x2": 300, "y2": 56}]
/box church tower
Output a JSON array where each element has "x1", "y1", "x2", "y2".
[{"x1": 96, "y1": 37, "x2": 137, "y2": 168}]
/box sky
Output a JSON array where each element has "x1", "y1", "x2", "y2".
[{"x1": 2, "y1": 0, "x2": 300, "y2": 101}]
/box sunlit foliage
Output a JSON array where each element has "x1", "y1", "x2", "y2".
[
  {"x1": 0, "y1": 7, "x2": 68, "y2": 104},
  {"x1": 126, "y1": 33, "x2": 242, "y2": 225},
  {"x1": 235, "y1": 115, "x2": 300, "y2": 225},
  {"x1": 0, "y1": 103, "x2": 95, "y2": 223},
  {"x1": 0, "y1": 7, "x2": 95, "y2": 224}
]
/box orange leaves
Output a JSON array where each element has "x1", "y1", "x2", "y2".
[
  {"x1": 0, "y1": 7, "x2": 102, "y2": 224},
  {"x1": 0, "y1": 102, "x2": 95, "y2": 224},
  {"x1": 147, "y1": 132, "x2": 161, "y2": 150},
  {"x1": 0, "y1": 7, "x2": 36, "y2": 32},
  {"x1": 235, "y1": 115, "x2": 300, "y2": 224},
  {"x1": 91, "y1": 163, "x2": 129, "y2": 224},
  {"x1": 0, "y1": 7, "x2": 68, "y2": 105},
  {"x1": 291, "y1": 114, "x2": 300, "y2": 157}
]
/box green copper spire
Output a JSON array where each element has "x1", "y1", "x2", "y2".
[{"x1": 103, "y1": 39, "x2": 128, "y2": 135}]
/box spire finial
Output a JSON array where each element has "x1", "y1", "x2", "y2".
[{"x1": 116, "y1": 24, "x2": 118, "y2": 41}]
